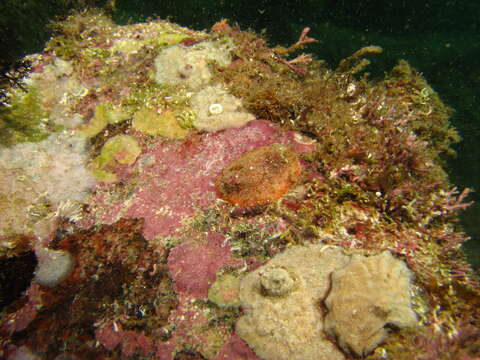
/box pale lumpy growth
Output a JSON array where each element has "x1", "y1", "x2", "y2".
[
  {"x1": 0, "y1": 132, "x2": 95, "y2": 248},
  {"x1": 324, "y1": 251, "x2": 417, "y2": 357},
  {"x1": 0, "y1": 132, "x2": 95, "y2": 206},
  {"x1": 34, "y1": 247, "x2": 74, "y2": 287},
  {"x1": 259, "y1": 267, "x2": 295, "y2": 296},
  {"x1": 236, "y1": 245, "x2": 418, "y2": 360},
  {"x1": 190, "y1": 85, "x2": 254, "y2": 132},
  {"x1": 236, "y1": 244, "x2": 349, "y2": 360},
  {"x1": 154, "y1": 41, "x2": 234, "y2": 90}
]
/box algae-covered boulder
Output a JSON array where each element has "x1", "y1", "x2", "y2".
[{"x1": 0, "y1": 10, "x2": 476, "y2": 360}]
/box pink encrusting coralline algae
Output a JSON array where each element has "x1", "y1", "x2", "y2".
[
  {"x1": 167, "y1": 231, "x2": 244, "y2": 299},
  {"x1": 82, "y1": 120, "x2": 315, "y2": 240}
]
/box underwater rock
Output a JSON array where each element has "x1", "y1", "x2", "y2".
[
  {"x1": 0, "y1": 10, "x2": 477, "y2": 360},
  {"x1": 95, "y1": 321, "x2": 155, "y2": 357},
  {"x1": 155, "y1": 294, "x2": 234, "y2": 360},
  {"x1": 324, "y1": 251, "x2": 417, "y2": 356},
  {"x1": 0, "y1": 284, "x2": 43, "y2": 337},
  {"x1": 213, "y1": 334, "x2": 260, "y2": 360},
  {"x1": 6, "y1": 345, "x2": 41, "y2": 360}
]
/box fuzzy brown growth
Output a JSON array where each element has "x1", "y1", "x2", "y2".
[{"x1": 216, "y1": 144, "x2": 301, "y2": 207}]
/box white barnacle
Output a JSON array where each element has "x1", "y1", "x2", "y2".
[{"x1": 208, "y1": 103, "x2": 223, "y2": 115}]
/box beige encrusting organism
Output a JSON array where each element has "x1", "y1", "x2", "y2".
[
  {"x1": 153, "y1": 41, "x2": 255, "y2": 132},
  {"x1": 236, "y1": 244, "x2": 348, "y2": 360},
  {"x1": 324, "y1": 251, "x2": 418, "y2": 356},
  {"x1": 0, "y1": 132, "x2": 95, "y2": 252},
  {"x1": 154, "y1": 41, "x2": 234, "y2": 90},
  {"x1": 0, "y1": 132, "x2": 94, "y2": 206},
  {"x1": 190, "y1": 84, "x2": 254, "y2": 132},
  {"x1": 34, "y1": 247, "x2": 74, "y2": 287},
  {"x1": 259, "y1": 266, "x2": 296, "y2": 296},
  {"x1": 236, "y1": 244, "x2": 417, "y2": 359}
]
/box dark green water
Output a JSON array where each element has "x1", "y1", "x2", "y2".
[{"x1": 1, "y1": 0, "x2": 479, "y2": 270}]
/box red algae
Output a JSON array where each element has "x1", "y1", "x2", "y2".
[
  {"x1": 213, "y1": 334, "x2": 261, "y2": 360},
  {"x1": 0, "y1": 284, "x2": 42, "y2": 337},
  {"x1": 95, "y1": 322, "x2": 154, "y2": 357},
  {"x1": 167, "y1": 232, "x2": 244, "y2": 299}
]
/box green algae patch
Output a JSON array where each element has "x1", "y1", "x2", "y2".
[
  {"x1": 0, "y1": 87, "x2": 53, "y2": 147},
  {"x1": 132, "y1": 107, "x2": 191, "y2": 139},
  {"x1": 77, "y1": 104, "x2": 109, "y2": 138},
  {"x1": 91, "y1": 134, "x2": 141, "y2": 182},
  {"x1": 77, "y1": 104, "x2": 130, "y2": 138},
  {"x1": 114, "y1": 21, "x2": 195, "y2": 54},
  {"x1": 91, "y1": 167, "x2": 118, "y2": 183},
  {"x1": 148, "y1": 27, "x2": 191, "y2": 48},
  {"x1": 47, "y1": 12, "x2": 115, "y2": 60},
  {"x1": 101, "y1": 135, "x2": 141, "y2": 165},
  {"x1": 208, "y1": 273, "x2": 242, "y2": 308}
]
